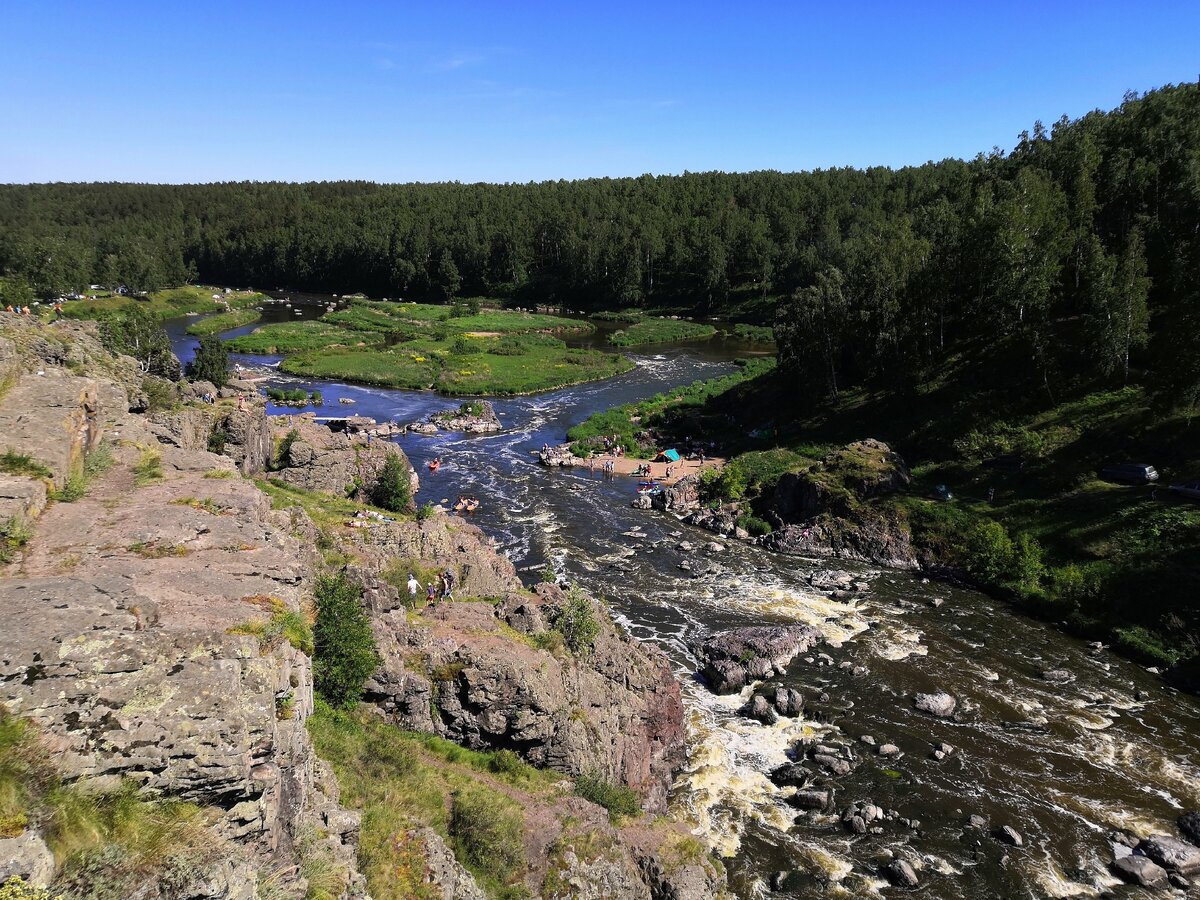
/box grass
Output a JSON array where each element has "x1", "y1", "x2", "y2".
[
  {"x1": 227, "y1": 596, "x2": 314, "y2": 655},
  {"x1": 184, "y1": 307, "x2": 262, "y2": 336},
  {"x1": 59, "y1": 285, "x2": 267, "y2": 322},
  {"x1": 0, "y1": 517, "x2": 33, "y2": 564},
  {"x1": 226, "y1": 321, "x2": 378, "y2": 354},
  {"x1": 727, "y1": 322, "x2": 774, "y2": 343},
  {"x1": 572, "y1": 774, "x2": 640, "y2": 822},
  {"x1": 607, "y1": 319, "x2": 717, "y2": 347},
  {"x1": 231, "y1": 301, "x2": 621, "y2": 396},
  {"x1": 307, "y1": 703, "x2": 556, "y2": 900},
  {"x1": 132, "y1": 449, "x2": 163, "y2": 486},
  {"x1": 49, "y1": 443, "x2": 115, "y2": 503},
  {"x1": 567, "y1": 356, "x2": 776, "y2": 456},
  {"x1": 0, "y1": 450, "x2": 53, "y2": 480},
  {"x1": 281, "y1": 333, "x2": 633, "y2": 396},
  {"x1": 0, "y1": 709, "x2": 218, "y2": 896},
  {"x1": 254, "y1": 477, "x2": 399, "y2": 530}
]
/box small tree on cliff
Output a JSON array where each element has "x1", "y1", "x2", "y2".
[
  {"x1": 187, "y1": 334, "x2": 229, "y2": 387},
  {"x1": 370, "y1": 453, "x2": 411, "y2": 512},
  {"x1": 313, "y1": 572, "x2": 380, "y2": 708},
  {"x1": 552, "y1": 584, "x2": 600, "y2": 657}
]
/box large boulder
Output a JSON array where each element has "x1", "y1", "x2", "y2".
[
  {"x1": 1137, "y1": 834, "x2": 1200, "y2": 876},
  {"x1": 692, "y1": 625, "x2": 822, "y2": 694},
  {"x1": 1111, "y1": 855, "x2": 1169, "y2": 889},
  {"x1": 1180, "y1": 811, "x2": 1200, "y2": 846},
  {"x1": 273, "y1": 418, "x2": 418, "y2": 504},
  {"x1": 149, "y1": 405, "x2": 273, "y2": 475},
  {"x1": 652, "y1": 474, "x2": 701, "y2": 513},
  {"x1": 770, "y1": 439, "x2": 910, "y2": 522},
  {"x1": 428, "y1": 400, "x2": 502, "y2": 434},
  {"x1": 914, "y1": 692, "x2": 958, "y2": 718}
]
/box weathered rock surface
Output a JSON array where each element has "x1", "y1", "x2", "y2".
[
  {"x1": 1112, "y1": 854, "x2": 1169, "y2": 889},
  {"x1": 651, "y1": 474, "x2": 701, "y2": 513},
  {"x1": 1179, "y1": 810, "x2": 1200, "y2": 846},
  {"x1": 148, "y1": 404, "x2": 273, "y2": 474},
  {"x1": 755, "y1": 440, "x2": 918, "y2": 568},
  {"x1": 883, "y1": 858, "x2": 920, "y2": 887},
  {"x1": 692, "y1": 625, "x2": 822, "y2": 693},
  {"x1": 271, "y1": 417, "x2": 419, "y2": 502},
  {"x1": 405, "y1": 826, "x2": 487, "y2": 899},
  {"x1": 1137, "y1": 834, "x2": 1200, "y2": 875},
  {"x1": 0, "y1": 831, "x2": 55, "y2": 887},
  {"x1": 426, "y1": 399, "x2": 502, "y2": 433}
]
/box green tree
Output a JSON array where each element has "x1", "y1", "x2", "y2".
[
  {"x1": 552, "y1": 584, "x2": 600, "y2": 656},
  {"x1": 186, "y1": 335, "x2": 229, "y2": 386},
  {"x1": 776, "y1": 266, "x2": 849, "y2": 399},
  {"x1": 313, "y1": 572, "x2": 380, "y2": 708},
  {"x1": 434, "y1": 248, "x2": 461, "y2": 302},
  {"x1": 98, "y1": 306, "x2": 179, "y2": 379},
  {"x1": 369, "y1": 453, "x2": 411, "y2": 512}
]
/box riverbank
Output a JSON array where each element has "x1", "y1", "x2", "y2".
[{"x1": 540, "y1": 442, "x2": 725, "y2": 484}]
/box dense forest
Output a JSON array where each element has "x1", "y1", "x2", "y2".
[{"x1": 1, "y1": 83, "x2": 1198, "y2": 410}]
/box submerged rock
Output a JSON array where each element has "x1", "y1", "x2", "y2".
[{"x1": 692, "y1": 625, "x2": 822, "y2": 694}]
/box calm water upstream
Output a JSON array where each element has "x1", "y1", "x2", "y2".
[{"x1": 169, "y1": 303, "x2": 1200, "y2": 898}]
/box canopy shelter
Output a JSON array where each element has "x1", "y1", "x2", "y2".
[{"x1": 656, "y1": 448, "x2": 681, "y2": 462}]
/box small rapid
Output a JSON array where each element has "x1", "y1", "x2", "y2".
[{"x1": 168, "y1": 306, "x2": 1200, "y2": 898}]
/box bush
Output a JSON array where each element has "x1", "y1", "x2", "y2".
[
  {"x1": 140, "y1": 377, "x2": 177, "y2": 413},
  {"x1": 0, "y1": 877, "x2": 61, "y2": 900},
  {"x1": 964, "y1": 520, "x2": 1014, "y2": 585},
  {"x1": 273, "y1": 428, "x2": 301, "y2": 470},
  {"x1": 206, "y1": 428, "x2": 227, "y2": 455},
  {"x1": 449, "y1": 786, "x2": 525, "y2": 883},
  {"x1": 310, "y1": 390, "x2": 323, "y2": 406},
  {"x1": 369, "y1": 454, "x2": 411, "y2": 513},
  {"x1": 313, "y1": 573, "x2": 380, "y2": 708},
  {"x1": 186, "y1": 335, "x2": 229, "y2": 387},
  {"x1": 1011, "y1": 532, "x2": 1046, "y2": 594},
  {"x1": 573, "y1": 773, "x2": 640, "y2": 821},
  {"x1": 551, "y1": 585, "x2": 600, "y2": 656},
  {"x1": 415, "y1": 501, "x2": 435, "y2": 522}
]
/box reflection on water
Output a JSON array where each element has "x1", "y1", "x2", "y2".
[{"x1": 168, "y1": 303, "x2": 1200, "y2": 898}]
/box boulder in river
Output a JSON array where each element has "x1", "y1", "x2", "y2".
[
  {"x1": 883, "y1": 858, "x2": 920, "y2": 887},
  {"x1": 1179, "y1": 811, "x2": 1200, "y2": 846},
  {"x1": 692, "y1": 625, "x2": 822, "y2": 694},
  {"x1": 742, "y1": 694, "x2": 777, "y2": 725},
  {"x1": 1111, "y1": 855, "x2": 1169, "y2": 889},
  {"x1": 1040, "y1": 668, "x2": 1075, "y2": 684},
  {"x1": 997, "y1": 825, "x2": 1024, "y2": 847},
  {"x1": 1137, "y1": 834, "x2": 1200, "y2": 875},
  {"x1": 913, "y1": 691, "x2": 957, "y2": 718},
  {"x1": 789, "y1": 789, "x2": 830, "y2": 811}
]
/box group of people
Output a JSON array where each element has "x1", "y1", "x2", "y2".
[
  {"x1": 347, "y1": 508, "x2": 398, "y2": 529},
  {"x1": 406, "y1": 569, "x2": 456, "y2": 605},
  {"x1": 4, "y1": 304, "x2": 34, "y2": 315},
  {"x1": 453, "y1": 496, "x2": 481, "y2": 513}
]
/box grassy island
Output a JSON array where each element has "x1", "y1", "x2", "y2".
[
  {"x1": 229, "y1": 299, "x2": 631, "y2": 395},
  {"x1": 59, "y1": 285, "x2": 268, "y2": 321},
  {"x1": 185, "y1": 307, "x2": 262, "y2": 335},
  {"x1": 607, "y1": 318, "x2": 717, "y2": 347}
]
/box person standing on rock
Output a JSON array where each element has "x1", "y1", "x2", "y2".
[
  {"x1": 426, "y1": 582, "x2": 437, "y2": 606},
  {"x1": 441, "y1": 569, "x2": 455, "y2": 600},
  {"x1": 406, "y1": 572, "x2": 420, "y2": 602}
]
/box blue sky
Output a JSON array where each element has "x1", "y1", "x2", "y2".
[{"x1": 2, "y1": 1, "x2": 1197, "y2": 183}]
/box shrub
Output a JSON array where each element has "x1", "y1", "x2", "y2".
[
  {"x1": 540, "y1": 565, "x2": 557, "y2": 584},
  {"x1": 449, "y1": 786, "x2": 525, "y2": 883},
  {"x1": 573, "y1": 773, "x2": 640, "y2": 821},
  {"x1": 0, "y1": 877, "x2": 62, "y2": 900},
  {"x1": 369, "y1": 454, "x2": 411, "y2": 513},
  {"x1": 415, "y1": 501, "x2": 435, "y2": 522},
  {"x1": 964, "y1": 520, "x2": 1014, "y2": 585},
  {"x1": 466, "y1": 297, "x2": 482, "y2": 316},
  {"x1": 206, "y1": 428, "x2": 227, "y2": 455},
  {"x1": 313, "y1": 573, "x2": 380, "y2": 708},
  {"x1": 273, "y1": 428, "x2": 301, "y2": 470},
  {"x1": 228, "y1": 600, "x2": 314, "y2": 655},
  {"x1": 310, "y1": 390, "x2": 323, "y2": 406},
  {"x1": 551, "y1": 585, "x2": 600, "y2": 657},
  {"x1": 1010, "y1": 532, "x2": 1046, "y2": 594},
  {"x1": 186, "y1": 335, "x2": 229, "y2": 387},
  {"x1": 140, "y1": 377, "x2": 177, "y2": 413},
  {"x1": 0, "y1": 516, "x2": 33, "y2": 565}
]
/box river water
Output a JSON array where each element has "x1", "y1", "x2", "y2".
[{"x1": 169, "y1": 303, "x2": 1200, "y2": 898}]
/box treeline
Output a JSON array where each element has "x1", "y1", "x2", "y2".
[{"x1": 1, "y1": 84, "x2": 1198, "y2": 404}]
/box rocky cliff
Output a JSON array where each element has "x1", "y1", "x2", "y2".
[{"x1": 0, "y1": 315, "x2": 723, "y2": 899}]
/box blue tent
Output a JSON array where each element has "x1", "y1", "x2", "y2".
[{"x1": 657, "y1": 448, "x2": 681, "y2": 462}]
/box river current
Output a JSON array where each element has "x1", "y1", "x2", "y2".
[{"x1": 169, "y1": 302, "x2": 1200, "y2": 898}]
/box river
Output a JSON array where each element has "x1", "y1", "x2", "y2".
[{"x1": 169, "y1": 302, "x2": 1200, "y2": 898}]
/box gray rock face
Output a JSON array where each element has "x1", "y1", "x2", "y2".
[
  {"x1": 0, "y1": 831, "x2": 55, "y2": 887},
  {"x1": 772, "y1": 686, "x2": 805, "y2": 717},
  {"x1": 1137, "y1": 834, "x2": 1200, "y2": 875},
  {"x1": 790, "y1": 789, "x2": 830, "y2": 810},
  {"x1": 693, "y1": 625, "x2": 823, "y2": 694},
  {"x1": 272, "y1": 418, "x2": 418, "y2": 504},
  {"x1": 149, "y1": 405, "x2": 273, "y2": 475},
  {"x1": 405, "y1": 826, "x2": 486, "y2": 899},
  {"x1": 427, "y1": 400, "x2": 502, "y2": 434},
  {"x1": 651, "y1": 474, "x2": 701, "y2": 513},
  {"x1": 1111, "y1": 855, "x2": 1169, "y2": 889},
  {"x1": 914, "y1": 692, "x2": 958, "y2": 718},
  {"x1": 997, "y1": 825, "x2": 1024, "y2": 847}
]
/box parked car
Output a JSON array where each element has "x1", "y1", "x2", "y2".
[
  {"x1": 1168, "y1": 479, "x2": 1200, "y2": 500},
  {"x1": 1099, "y1": 463, "x2": 1159, "y2": 484}
]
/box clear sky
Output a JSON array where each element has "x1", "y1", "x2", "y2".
[{"x1": 2, "y1": 1, "x2": 1197, "y2": 184}]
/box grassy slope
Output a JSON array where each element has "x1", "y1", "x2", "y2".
[{"x1": 692, "y1": 356, "x2": 1200, "y2": 670}]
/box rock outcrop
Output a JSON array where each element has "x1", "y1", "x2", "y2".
[
  {"x1": 421, "y1": 399, "x2": 502, "y2": 434},
  {"x1": 271, "y1": 416, "x2": 419, "y2": 502},
  {"x1": 692, "y1": 625, "x2": 823, "y2": 693},
  {"x1": 148, "y1": 404, "x2": 273, "y2": 474}
]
